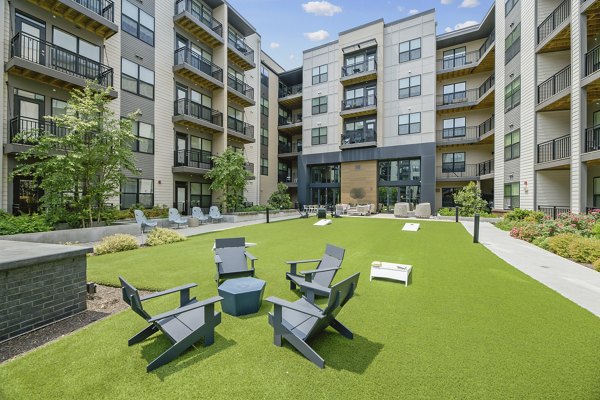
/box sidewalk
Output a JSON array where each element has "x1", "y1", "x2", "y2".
[{"x1": 461, "y1": 221, "x2": 600, "y2": 318}]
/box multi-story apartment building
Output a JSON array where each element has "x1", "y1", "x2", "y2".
[{"x1": 2, "y1": 0, "x2": 599, "y2": 216}]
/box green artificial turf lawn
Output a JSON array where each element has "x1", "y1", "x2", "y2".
[{"x1": 1, "y1": 218, "x2": 599, "y2": 399}]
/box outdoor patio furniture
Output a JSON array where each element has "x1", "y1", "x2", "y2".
[
  {"x1": 214, "y1": 237, "x2": 257, "y2": 284},
  {"x1": 394, "y1": 203, "x2": 409, "y2": 218},
  {"x1": 191, "y1": 207, "x2": 209, "y2": 224},
  {"x1": 267, "y1": 272, "x2": 360, "y2": 368},
  {"x1": 335, "y1": 204, "x2": 345, "y2": 216},
  {"x1": 168, "y1": 208, "x2": 188, "y2": 228},
  {"x1": 209, "y1": 206, "x2": 223, "y2": 223},
  {"x1": 357, "y1": 204, "x2": 369, "y2": 216},
  {"x1": 218, "y1": 277, "x2": 266, "y2": 316},
  {"x1": 134, "y1": 209, "x2": 157, "y2": 233},
  {"x1": 285, "y1": 244, "x2": 344, "y2": 302},
  {"x1": 415, "y1": 203, "x2": 432, "y2": 219},
  {"x1": 118, "y1": 276, "x2": 223, "y2": 372}
]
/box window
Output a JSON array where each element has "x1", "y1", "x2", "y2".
[
  {"x1": 344, "y1": 50, "x2": 376, "y2": 74},
  {"x1": 505, "y1": 0, "x2": 520, "y2": 16},
  {"x1": 310, "y1": 164, "x2": 340, "y2": 183},
  {"x1": 504, "y1": 182, "x2": 520, "y2": 209},
  {"x1": 190, "y1": 136, "x2": 212, "y2": 168},
  {"x1": 311, "y1": 127, "x2": 327, "y2": 145},
  {"x1": 312, "y1": 65, "x2": 328, "y2": 85},
  {"x1": 505, "y1": 76, "x2": 521, "y2": 112},
  {"x1": 227, "y1": 106, "x2": 245, "y2": 132},
  {"x1": 53, "y1": 28, "x2": 100, "y2": 62},
  {"x1": 122, "y1": 0, "x2": 154, "y2": 45},
  {"x1": 443, "y1": 82, "x2": 467, "y2": 104},
  {"x1": 260, "y1": 97, "x2": 269, "y2": 116},
  {"x1": 399, "y1": 38, "x2": 421, "y2": 63},
  {"x1": 312, "y1": 96, "x2": 327, "y2": 115},
  {"x1": 442, "y1": 47, "x2": 466, "y2": 69},
  {"x1": 442, "y1": 117, "x2": 466, "y2": 138},
  {"x1": 379, "y1": 159, "x2": 421, "y2": 182},
  {"x1": 120, "y1": 178, "x2": 153, "y2": 209},
  {"x1": 344, "y1": 86, "x2": 375, "y2": 108},
  {"x1": 343, "y1": 118, "x2": 376, "y2": 144},
  {"x1": 190, "y1": 183, "x2": 211, "y2": 209},
  {"x1": 52, "y1": 99, "x2": 68, "y2": 116},
  {"x1": 594, "y1": 177, "x2": 600, "y2": 207},
  {"x1": 442, "y1": 152, "x2": 465, "y2": 173},
  {"x1": 260, "y1": 158, "x2": 268, "y2": 176},
  {"x1": 260, "y1": 65, "x2": 269, "y2": 87},
  {"x1": 121, "y1": 58, "x2": 154, "y2": 99},
  {"x1": 398, "y1": 75, "x2": 421, "y2": 99},
  {"x1": 505, "y1": 23, "x2": 521, "y2": 64},
  {"x1": 260, "y1": 128, "x2": 268, "y2": 146},
  {"x1": 398, "y1": 112, "x2": 421, "y2": 135},
  {"x1": 132, "y1": 121, "x2": 154, "y2": 154},
  {"x1": 504, "y1": 129, "x2": 520, "y2": 161},
  {"x1": 442, "y1": 188, "x2": 460, "y2": 207}
]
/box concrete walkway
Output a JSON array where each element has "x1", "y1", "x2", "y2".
[{"x1": 461, "y1": 221, "x2": 600, "y2": 318}]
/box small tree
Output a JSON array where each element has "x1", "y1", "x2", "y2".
[
  {"x1": 268, "y1": 183, "x2": 293, "y2": 209},
  {"x1": 453, "y1": 181, "x2": 488, "y2": 216},
  {"x1": 206, "y1": 148, "x2": 251, "y2": 212},
  {"x1": 12, "y1": 83, "x2": 138, "y2": 227}
]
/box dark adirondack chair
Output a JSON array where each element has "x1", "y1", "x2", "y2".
[
  {"x1": 285, "y1": 244, "x2": 344, "y2": 302},
  {"x1": 119, "y1": 277, "x2": 223, "y2": 372},
  {"x1": 214, "y1": 237, "x2": 257, "y2": 284},
  {"x1": 267, "y1": 272, "x2": 360, "y2": 368}
]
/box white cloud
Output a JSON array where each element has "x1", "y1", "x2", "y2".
[
  {"x1": 408, "y1": 9, "x2": 418, "y2": 15},
  {"x1": 441, "y1": 0, "x2": 452, "y2": 4},
  {"x1": 397, "y1": 5, "x2": 404, "y2": 12},
  {"x1": 445, "y1": 20, "x2": 478, "y2": 32},
  {"x1": 302, "y1": 1, "x2": 342, "y2": 16},
  {"x1": 304, "y1": 30, "x2": 330, "y2": 41},
  {"x1": 269, "y1": 42, "x2": 280, "y2": 49},
  {"x1": 459, "y1": 0, "x2": 480, "y2": 8}
]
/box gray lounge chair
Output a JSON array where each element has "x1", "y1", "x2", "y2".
[
  {"x1": 209, "y1": 206, "x2": 223, "y2": 223},
  {"x1": 168, "y1": 208, "x2": 188, "y2": 228},
  {"x1": 134, "y1": 209, "x2": 157, "y2": 233},
  {"x1": 285, "y1": 244, "x2": 344, "y2": 302},
  {"x1": 267, "y1": 272, "x2": 360, "y2": 368},
  {"x1": 119, "y1": 276, "x2": 223, "y2": 372},
  {"x1": 191, "y1": 207, "x2": 209, "y2": 224},
  {"x1": 214, "y1": 237, "x2": 257, "y2": 284}
]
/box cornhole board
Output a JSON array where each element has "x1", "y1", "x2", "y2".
[
  {"x1": 313, "y1": 219, "x2": 332, "y2": 226},
  {"x1": 402, "y1": 223, "x2": 420, "y2": 231}
]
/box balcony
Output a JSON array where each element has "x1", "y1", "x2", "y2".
[
  {"x1": 536, "y1": 135, "x2": 571, "y2": 169},
  {"x1": 437, "y1": 31, "x2": 495, "y2": 79},
  {"x1": 173, "y1": 47, "x2": 223, "y2": 90},
  {"x1": 172, "y1": 149, "x2": 212, "y2": 175},
  {"x1": 537, "y1": 65, "x2": 571, "y2": 111},
  {"x1": 278, "y1": 142, "x2": 302, "y2": 157},
  {"x1": 340, "y1": 95, "x2": 377, "y2": 118},
  {"x1": 278, "y1": 173, "x2": 298, "y2": 187},
  {"x1": 26, "y1": 0, "x2": 118, "y2": 38},
  {"x1": 537, "y1": 0, "x2": 571, "y2": 53},
  {"x1": 340, "y1": 128, "x2": 377, "y2": 150},
  {"x1": 340, "y1": 59, "x2": 377, "y2": 86},
  {"x1": 174, "y1": 0, "x2": 223, "y2": 48},
  {"x1": 227, "y1": 37, "x2": 255, "y2": 71},
  {"x1": 583, "y1": 125, "x2": 600, "y2": 162},
  {"x1": 227, "y1": 118, "x2": 255, "y2": 143},
  {"x1": 436, "y1": 161, "x2": 494, "y2": 181},
  {"x1": 278, "y1": 84, "x2": 302, "y2": 109},
  {"x1": 436, "y1": 75, "x2": 495, "y2": 113},
  {"x1": 277, "y1": 116, "x2": 302, "y2": 135},
  {"x1": 583, "y1": 44, "x2": 600, "y2": 99},
  {"x1": 436, "y1": 116, "x2": 495, "y2": 146},
  {"x1": 7, "y1": 32, "x2": 116, "y2": 97},
  {"x1": 5, "y1": 116, "x2": 69, "y2": 154},
  {"x1": 172, "y1": 99, "x2": 224, "y2": 133},
  {"x1": 227, "y1": 74, "x2": 255, "y2": 107}
]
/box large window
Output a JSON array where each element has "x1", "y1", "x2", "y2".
[
  {"x1": 399, "y1": 38, "x2": 421, "y2": 63},
  {"x1": 312, "y1": 65, "x2": 328, "y2": 85},
  {"x1": 260, "y1": 65, "x2": 269, "y2": 87},
  {"x1": 378, "y1": 186, "x2": 421, "y2": 211},
  {"x1": 311, "y1": 127, "x2": 327, "y2": 145},
  {"x1": 190, "y1": 136, "x2": 212, "y2": 167},
  {"x1": 132, "y1": 121, "x2": 154, "y2": 154},
  {"x1": 505, "y1": 0, "x2": 520, "y2": 16},
  {"x1": 190, "y1": 183, "x2": 211, "y2": 209},
  {"x1": 122, "y1": 0, "x2": 154, "y2": 45},
  {"x1": 442, "y1": 117, "x2": 466, "y2": 138},
  {"x1": 312, "y1": 96, "x2": 327, "y2": 115},
  {"x1": 260, "y1": 128, "x2": 268, "y2": 146},
  {"x1": 344, "y1": 86, "x2": 375, "y2": 108},
  {"x1": 121, "y1": 58, "x2": 154, "y2": 99},
  {"x1": 398, "y1": 112, "x2": 421, "y2": 135},
  {"x1": 310, "y1": 164, "x2": 340, "y2": 183},
  {"x1": 121, "y1": 178, "x2": 153, "y2": 209},
  {"x1": 53, "y1": 27, "x2": 100, "y2": 63},
  {"x1": 505, "y1": 76, "x2": 521, "y2": 112},
  {"x1": 260, "y1": 97, "x2": 269, "y2": 116},
  {"x1": 504, "y1": 182, "x2": 520, "y2": 209},
  {"x1": 442, "y1": 188, "x2": 460, "y2": 207},
  {"x1": 504, "y1": 129, "x2": 520, "y2": 161},
  {"x1": 398, "y1": 75, "x2": 421, "y2": 99},
  {"x1": 443, "y1": 82, "x2": 467, "y2": 104},
  {"x1": 260, "y1": 158, "x2": 268, "y2": 176},
  {"x1": 379, "y1": 159, "x2": 421, "y2": 182},
  {"x1": 52, "y1": 99, "x2": 68, "y2": 116},
  {"x1": 505, "y1": 23, "x2": 521, "y2": 63},
  {"x1": 442, "y1": 47, "x2": 466, "y2": 69},
  {"x1": 442, "y1": 152, "x2": 465, "y2": 173}
]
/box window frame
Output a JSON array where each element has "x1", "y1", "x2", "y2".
[
  {"x1": 260, "y1": 128, "x2": 268, "y2": 146},
  {"x1": 311, "y1": 65, "x2": 328, "y2": 85},
  {"x1": 442, "y1": 117, "x2": 467, "y2": 138},
  {"x1": 504, "y1": 76, "x2": 521, "y2": 113},
  {"x1": 311, "y1": 96, "x2": 328, "y2": 115},
  {"x1": 398, "y1": 112, "x2": 421, "y2": 135},
  {"x1": 398, "y1": 75, "x2": 421, "y2": 99},
  {"x1": 311, "y1": 127, "x2": 327, "y2": 145},
  {"x1": 131, "y1": 120, "x2": 155, "y2": 154},
  {"x1": 504, "y1": 182, "x2": 520, "y2": 209},
  {"x1": 260, "y1": 158, "x2": 268, "y2": 176},
  {"x1": 399, "y1": 38, "x2": 421, "y2": 63},
  {"x1": 121, "y1": 58, "x2": 155, "y2": 99},
  {"x1": 120, "y1": 177, "x2": 154, "y2": 209},
  {"x1": 442, "y1": 152, "x2": 466, "y2": 173},
  {"x1": 504, "y1": 129, "x2": 520, "y2": 161},
  {"x1": 121, "y1": 0, "x2": 155, "y2": 46}
]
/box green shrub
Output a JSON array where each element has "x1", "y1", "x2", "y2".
[
  {"x1": 567, "y1": 237, "x2": 600, "y2": 264},
  {"x1": 146, "y1": 228, "x2": 186, "y2": 247},
  {"x1": 437, "y1": 207, "x2": 455, "y2": 216},
  {"x1": 547, "y1": 234, "x2": 580, "y2": 258},
  {"x1": 236, "y1": 205, "x2": 268, "y2": 212},
  {"x1": 505, "y1": 209, "x2": 546, "y2": 222},
  {"x1": 95, "y1": 234, "x2": 139, "y2": 255},
  {"x1": 593, "y1": 222, "x2": 600, "y2": 239},
  {"x1": 452, "y1": 182, "x2": 488, "y2": 216},
  {"x1": 0, "y1": 213, "x2": 53, "y2": 235},
  {"x1": 593, "y1": 259, "x2": 600, "y2": 272},
  {"x1": 268, "y1": 183, "x2": 293, "y2": 210}
]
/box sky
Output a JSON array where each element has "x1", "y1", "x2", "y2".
[{"x1": 227, "y1": 0, "x2": 494, "y2": 70}]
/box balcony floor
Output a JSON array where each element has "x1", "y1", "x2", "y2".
[
  {"x1": 227, "y1": 46, "x2": 255, "y2": 71},
  {"x1": 537, "y1": 21, "x2": 571, "y2": 54},
  {"x1": 173, "y1": 13, "x2": 223, "y2": 48},
  {"x1": 278, "y1": 93, "x2": 302, "y2": 109},
  {"x1": 536, "y1": 90, "x2": 571, "y2": 112},
  {"x1": 226, "y1": 88, "x2": 255, "y2": 108}
]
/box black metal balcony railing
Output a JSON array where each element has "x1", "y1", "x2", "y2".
[
  {"x1": 584, "y1": 125, "x2": 600, "y2": 153},
  {"x1": 278, "y1": 142, "x2": 303, "y2": 154},
  {"x1": 439, "y1": 51, "x2": 478, "y2": 71},
  {"x1": 437, "y1": 162, "x2": 494, "y2": 179},
  {"x1": 341, "y1": 128, "x2": 376, "y2": 145},
  {"x1": 228, "y1": 36, "x2": 254, "y2": 63},
  {"x1": 227, "y1": 74, "x2": 254, "y2": 99},
  {"x1": 10, "y1": 32, "x2": 113, "y2": 87},
  {"x1": 9, "y1": 116, "x2": 69, "y2": 144},
  {"x1": 278, "y1": 83, "x2": 302, "y2": 98},
  {"x1": 227, "y1": 117, "x2": 254, "y2": 139},
  {"x1": 538, "y1": 65, "x2": 571, "y2": 104},
  {"x1": 477, "y1": 159, "x2": 494, "y2": 175},
  {"x1": 437, "y1": 116, "x2": 494, "y2": 142},
  {"x1": 537, "y1": 0, "x2": 570, "y2": 44},
  {"x1": 174, "y1": 47, "x2": 223, "y2": 82},
  {"x1": 341, "y1": 95, "x2": 377, "y2": 110},
  {"x1": 479, "y1": 115, "x2": 495, "y2": 136},
  {"x1": 174, "y1": 149, "x2": 212, "y2": 170},
  {"x1": 74, "y1": 0, "x2": 115, "y2": 22},
  {"x1": 585, "y1": 44, "x2": 600, "y2": 77},
  {"x1": 278, "y1": 116, "x2": 302, "y2": 126},
  {"x1": 175, "y1": 0, "x2": 223, "y2": 37},
  {"x1": 437, "y1": 75, "x2": 494, "y2": 106},
  {"x1": 538, "y1": 205, "x2": 571, "y2": 219},
  {"x1": 341, "y1": 59, "x2": 377, "y2": 77},
  {"x1": 537, "y1": 134, "x2": 571, "y2": 163},
  {"x1": 174, "y1": 99, "x2": 223, "y2": 126},
  {"x1": 245, "y1": 162, "x2": 254, "y2": 173}
]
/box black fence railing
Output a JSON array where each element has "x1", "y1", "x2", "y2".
[
  {"x1": 278, "y1": 116, "x2": 302, "y2": 126},
  {"x1": 341, "y1": 95, "x2": 377, "y2": 110},
  {"x1": 74, "y1": 0, "x2": 115, "y2": 21},
  {"x1": 227, "y1": 36, "x2": 254, "y2": 64},
  {"x1": 437, "y1": 116, "x2": 494, "y2": 143},
  {"x1": 174, "y1": 0, "x2": 223, "y2": 37},
  {"x1": 584, "y1": 125, "x2": 600, "y2": 153},
  {"x1": 438, "y1": 50, "x2": 479, "y2": 71},
  {"x1": 174, "y1": 149, "x2": 212, "y2": 170},
  {"x1": 10, "y1": 32, "x2": 113, "y2": 87},
  {"x1": 227, "y1": 74, "x2": 254, "y2": 99},
  {"x1": 9, "y1": 116, "x2": 69, "y2": 144},
  {"x1": 341, "y1": 128, "x2": 376, "y2": 145},
  {"x1": 278, "y1": 83, "x2": 302, "y2": 98},
  {"x1": 585, "y1": 44, "x2": 600, "y2": 77},
  {"x1": 477, "y1": 159, "x2": 494, "y2": 175},
  {"x1": 479, "y1": 115, "x2": 495, "y2": 136},
  {"x1": 341, "y1": 59, "x2": 377, "y2": 77},
  {"x1": 437, "y1": 162, "x2": 493, "y2": 179},
  {"x1": 278, "y1": 142, "x2": 302, "y2": 154},
  {"x1": 537, "y1": 134, "x2": 571, "y2": 163},
  {"x1": 538, "y1": 205, "x2": 571, "y2": 219},
  {"x1": 537, "y1": 0, "x2": 570, "y2": 44},
  {"x1": 538, "y1": 65, "x2": 571, "y2": 104},
  {"x1": 174, "y1": 47, "x2": 223, "y2": 81},
  {"x1": 437, "y1": 75, "x2": 494, "y2": 106},
  {"x1": 479, "y1": 74, "x2": 495, "y2": 97},
  {"x1": 174, "y1": 99, "x2": 223, "y2": 126},
  {"x1": 227, "y1": 117, "x2": 254, "y2": 139}
]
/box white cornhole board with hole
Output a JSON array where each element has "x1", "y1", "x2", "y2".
[
  {"x1": 313, "y1": 219, "x2": 332, "y2": 226},
  {"x1": 402, "y1": 223, "x2": 420, "y2": 232},
  {"x1": 370, "y1": 261, "x2": 412, "y2": 286}
]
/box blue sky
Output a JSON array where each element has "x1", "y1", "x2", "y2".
[{"x1": 227, "y1": 0, "x2": 494, "y2": 70}]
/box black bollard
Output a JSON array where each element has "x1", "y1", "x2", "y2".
[
  {"x1": 473, "y1": 213, "x2": 480, "y2": 243},
  {"x1": 455, "y1": 206, "x2": 459, "y2": 223},
  {"x1": 266, "y1": 207, "x2": 270, "y2": 223}
]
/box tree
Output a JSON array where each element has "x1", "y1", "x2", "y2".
[
  {"x1": 206, "y1": 148, "x2": 251, "y2": 212},
  {"x1": 453, "y1": 181, "x2": 488, "y2": 216},
  {"x1": 12, "y1": 83, "x2": 138, "y2": 227},
  {"x1": 268, "y1": 183, "x2": 293, "y2": 209}
]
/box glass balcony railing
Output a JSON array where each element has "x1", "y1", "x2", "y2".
[{"x1": 341, "y1": 59, "x2": 377, "y2": 77}]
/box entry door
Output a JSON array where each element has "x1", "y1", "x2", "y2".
[
  {"x1": 366, "y1": 86, "x2": 376, "y2": 106},
  {"x1": 14, "y1": 92, "x2": 44, "y2": 142},
  {"x1": 176, "y1": 134, "x2": 187, "y2": 166},
  {"x1": 12, "y1": 176, "x2": 42, "y2": 215},
  {"x1": 175, "y1": 182, "x2": 188, "y2": 214},
  {"x1": 175, "y1": 35, "x2": 187, "y2": 64},
  {"x1": 175, "y1": 84, "x2": 188, "y2": 115},
  {"x1": 15, "y1": 12, "x2": 46, "y2": 64}
]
